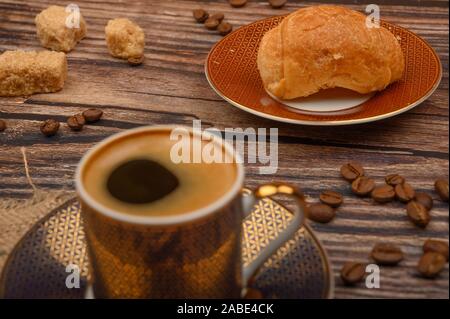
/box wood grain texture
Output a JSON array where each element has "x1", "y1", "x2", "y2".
[{"x1": 0, "y1": 0, "x2": 448, "y2": 299}]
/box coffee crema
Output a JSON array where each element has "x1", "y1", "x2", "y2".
[{"x1": 82, "y1": 130, "x2": 237, "y2": 217}]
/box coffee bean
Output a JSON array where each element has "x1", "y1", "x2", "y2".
[
  {"x1": 193, "y1": 9, "x2": 209, "y2": 23},
  {"x1": 269, "y1": 0, "x2": 287, "y2": 8},
  {"x1": 406, "y1": 201, "x2": 430, "y2": 228},
  {"x1": 435, "y1": 179, "x2": 449, "y2": 202},
  {"x1": 340, "y1": 262, "x2": 366, "y2": 285},
  {"x1": 204, "y1": 18, "x2": 220, "y2": 30},
  {"x1": 40, "y1": 119, "x2": 60, "y2": 137},
  {"x1": 244, "y1": 288, "x2": 263, "y2": 299},
  {"x1": 210, "y1": 13, "x2": 225, "y2": 22},
  {"x1": 395, "y1": 182, "x2": 415, "y2": 202},
  {"x1": 0, "y1": 119, "x2": 6, "y2": 132},
  {"x1": 415, "y1": 192, "x2": 433, "y2": 211},
  {"x1": 319, "y1": 190, "x2": 343, "y2": 208},
  {"x1": 371, "y1": 185, "x2": 395, "y2": 203},
  {"x1": 229, "y1": 0, "x2": 247, "y2": 8},
  {"x1": 82, "y1": 109, "x2": 103, "y2": 123},
  {"x1": 340, "y1": 162, "x2": 364, "y2": 181},
  {"x1": 307, "y1": 203, "x2": 335, "y2": 223},
  {"x1": 217, "y1": 22, "x2": 233, "y2": 36},
  {"x1": 67, "y1": 114, "x2": 86, "y2": 131},
  {"x1": 385, "y1": 174, "x2": 405, "y2": 186},
  {"x1": 423, "y1": 239, "x2": 449, "y2": 261},
  {"x1": 418, "y1": 252, "x2": 446, "y2": 278},
  {"x1": 371, "y1": 243, "x2": 404, "y2": 265},
  {"x1": 351, "y1": 177, "x2": 375, "y2": 196}
]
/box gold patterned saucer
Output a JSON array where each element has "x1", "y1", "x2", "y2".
[{"x1": 0, "y1": 196, "x2": 333, "y2": 299}]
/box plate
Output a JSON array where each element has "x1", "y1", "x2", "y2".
[
  {"x1": 205, "y1": 16, "x2": 442, "y2": 126},
  {"x1": 0, "y1": 195, "x2": 334, "y2": 299}
]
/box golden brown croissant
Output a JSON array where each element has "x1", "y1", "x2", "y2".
[{"x1": 257, "y1": 6, "x2": 405, "y2": 100}]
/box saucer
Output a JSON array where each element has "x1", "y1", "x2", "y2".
[
  {"x1": 205, "y1": 16, "x2": 442, "y2": 126},
  {"x1": 0, "y1": 195, "x2": 333, "y2": 299}
]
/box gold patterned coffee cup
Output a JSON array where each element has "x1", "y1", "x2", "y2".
[{"x1": 75, "y1": 126, "x2": 305, "y2": 298}]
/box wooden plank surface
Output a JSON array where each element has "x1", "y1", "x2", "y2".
[{"x1": 0, "y1": 0, "x2": 448, "y2": 299}]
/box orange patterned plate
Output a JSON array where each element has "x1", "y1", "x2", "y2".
[{"x1": 205, "y1": 16, "x2": 442, "y2": 126}]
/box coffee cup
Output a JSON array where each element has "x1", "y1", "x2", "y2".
[{"x1": 76, "y1": 125, "x2": 305, "y2": 298}]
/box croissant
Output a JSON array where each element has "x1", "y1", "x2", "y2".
[{"x1": 257, "y1": 5, "x2": 405, "y2": 100}]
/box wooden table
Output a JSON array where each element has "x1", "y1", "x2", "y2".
[{"x1": 0, "y1": 0, "x2": 448, "y2": 299}]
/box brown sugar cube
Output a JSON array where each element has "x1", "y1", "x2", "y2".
[
  {"x1": 105, "y1": 18, "x2": 145, "y2": 65},
  {"x1": 35, "y1": 5, "x2": 87, "y2": 52},
  {"x1": 0, "y1": 51, "x2": 67, "y2": 97}
]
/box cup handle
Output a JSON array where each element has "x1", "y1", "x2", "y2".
[{"x1": 241, "y1": 183, "x2": 306, "y2": 288}]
